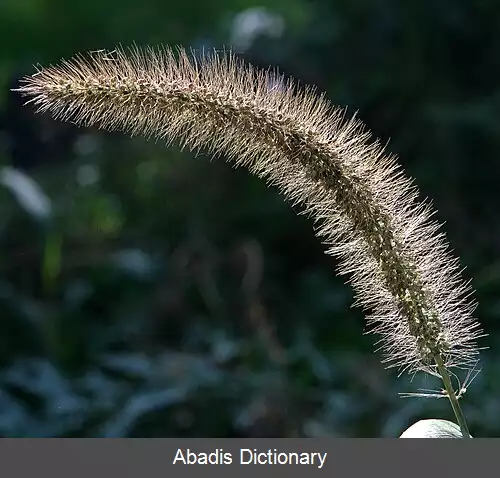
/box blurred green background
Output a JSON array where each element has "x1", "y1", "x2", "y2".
[{"x1": 0, "y1": 0, "x2": 499, "y2": 437}]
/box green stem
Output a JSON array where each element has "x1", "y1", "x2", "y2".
[{"x1": 434, "y1": 354, "x2": 470, "y2": 438}]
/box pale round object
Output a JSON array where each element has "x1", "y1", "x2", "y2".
[{"x1": 400, "y1": 419, "x2": 472, "y2": 438}]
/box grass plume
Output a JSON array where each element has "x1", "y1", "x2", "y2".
[{"x1": 15, "y1": 45, "x2": 485, "y2": 435}]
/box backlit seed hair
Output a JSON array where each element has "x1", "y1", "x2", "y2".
[{"x1": 16, "y1": 45, "x2": 484, "y2": 376}]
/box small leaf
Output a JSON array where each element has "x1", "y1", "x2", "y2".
[{"x1": 0, "y1": 166, "x2": 51, "y2": 221}]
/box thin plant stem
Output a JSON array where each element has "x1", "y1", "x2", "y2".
[{"x1": 435, "y1": 354, "x2": 471, "y2": 438}]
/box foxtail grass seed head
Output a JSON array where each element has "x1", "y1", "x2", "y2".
[{"x1": 16, "y1": 45, "x2": 484, "y2": 377}]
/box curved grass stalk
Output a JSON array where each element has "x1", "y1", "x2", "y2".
[{"x1": 15, "y1": 45, "x2": 485, "y2": 437}]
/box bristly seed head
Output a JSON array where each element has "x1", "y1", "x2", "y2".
[{"x1": 15, "y1": 45, "x2": 485, "y2": 376}]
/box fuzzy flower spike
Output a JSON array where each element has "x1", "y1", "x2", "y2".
[{"x1": 16, "y1": 45, "x2": 484, "y2": 436}]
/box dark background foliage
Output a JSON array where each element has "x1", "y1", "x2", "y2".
[{"x1": 0, "y1": 0, "x2": 499, "y2": 437}]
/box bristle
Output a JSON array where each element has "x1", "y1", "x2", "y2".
[{"x1": 15, "y1": 45, "x2": 484, "y2": 375}]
